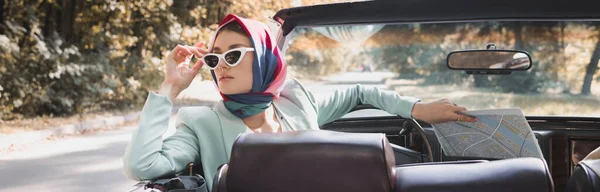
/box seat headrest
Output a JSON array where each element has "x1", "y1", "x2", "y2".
[
  {"x1": 583, "y1": 146, "x2": 600, "y2": 161},
  {"x1": 225, "y1": 130, "x2": 396, "y2": 192},
  {"x1": 394, "y1": 157, "x2": 554, "y2": 192},
  {"x1": 580, "y1": 146, "x2": 600, "y2": 179}
]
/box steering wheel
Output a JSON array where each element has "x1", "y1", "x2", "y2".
[
  {"x1": 400, "y1": 118, "x2": 434, "y2": 162},
  {"x1": 348, "y1": 104, "x2": 434, "y2": 163}
]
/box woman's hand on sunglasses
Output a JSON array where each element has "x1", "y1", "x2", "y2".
[{"x1": 160, "y1": 43, "x2": 208, "y2": 101}]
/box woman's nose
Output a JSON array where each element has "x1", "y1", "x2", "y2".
[{"x1": 216, "y1": 59, "x2": 230, "y2": 70}]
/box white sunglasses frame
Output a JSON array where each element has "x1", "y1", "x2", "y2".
[{"x1": 202, "y1": 47, "x2": 255, "y2": 70}]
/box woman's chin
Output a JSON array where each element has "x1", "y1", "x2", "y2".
[
  {"x1": 220, "y1": 88, "x2": 251, "y2": 95},
  {"x1": 220, "y1": 89, "x2": 233, "y2": 95}
]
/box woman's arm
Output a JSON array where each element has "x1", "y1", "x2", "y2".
[
  {"x1": 308, "y1": 84, "x2": 421, "y2": 126},
  {"x1": 302, "y1": 83, "x2": 477, "y2": 125},
  {"x1": 122, "y1": 92, "x2": 201, "y2": 180}
]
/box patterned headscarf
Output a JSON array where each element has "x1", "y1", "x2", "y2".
[{"x1": 208, "y1": 14, "x2": 287, "y2": 118}]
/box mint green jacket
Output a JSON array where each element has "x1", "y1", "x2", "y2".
[{"x1": 122, "y1": 79, "x2": 420, "y2": 190}]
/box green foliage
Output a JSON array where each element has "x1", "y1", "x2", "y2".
[
  {"x1": 1, "y1": 1, "x2": 599, "y2": 121},
  {"x1": 0, "y1": 0, "x2": 298, "y2": 120}
]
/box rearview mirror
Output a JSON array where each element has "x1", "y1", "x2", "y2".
[{"x1": 447, "y1": 50, "x2": 532, "y2": 72}]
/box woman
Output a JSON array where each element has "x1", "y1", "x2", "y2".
[{"x1": 122, "y1": 14, "x2": 476, "y2": 189}]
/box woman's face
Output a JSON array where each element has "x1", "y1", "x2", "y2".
[{"x1": 211, "y1": 30, "x2": 254, "y2": 95}]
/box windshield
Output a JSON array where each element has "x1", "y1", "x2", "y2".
[{"x1": 284, "y1": 21, "x2": 600, "y2": 117}]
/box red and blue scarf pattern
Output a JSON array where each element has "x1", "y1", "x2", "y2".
[{"x1": 209, "y1": 14, "x2": 287, "y2": 118}]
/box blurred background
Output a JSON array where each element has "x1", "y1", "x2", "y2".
[
  {"x1": 2, "y1": 1, "x2": 600, "y2": 124},
  {"x1": 2, "y1": 0, "x2": 600, "y2": 191},
  {"x1": 288, "y1": 21, "x2": 600, "y2": 116},
  {"x1": 0, "y1": 0, "x2": 343, "y2": 122}
]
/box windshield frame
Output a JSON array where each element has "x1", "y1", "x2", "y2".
[{"x1": 272, "y1": 0, "x2": 600, "y2": 48}]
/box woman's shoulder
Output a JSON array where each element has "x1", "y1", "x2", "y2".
[
  {"x1": 177, "y1": 105, "x2": 217, "y2": 117},
  {"x1": 281, "y1": 78, "x2": 310, "y2": 96},
  {"x1": 279, "y1": 78, "x2": 319, "y2": 111},
  {"x1": 175, "y1": 106, "x2": 221, "y2": 130},
  {"x1": 174, "y1": 103, "x2": 249, "y2": 144}
]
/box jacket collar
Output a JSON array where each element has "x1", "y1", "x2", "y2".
[{"x1": 212, "y1": 80, "x2": 300, "y2": 160}]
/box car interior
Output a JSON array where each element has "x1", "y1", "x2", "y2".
[
  {"x1": 212, "y1": 130, "x2": 554, "y2": 192},
  {"x1": 567, "y1": 147, "x2": 600, "y2": 192},
  {"x1": 166, "y1": 0, "x2": 600, "y2": 192}
]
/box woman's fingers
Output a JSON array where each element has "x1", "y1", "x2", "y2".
[
  {"x1": 181, "y1": 45, "x2": 207, "y2": 72},
  {"x1": 451, "y1": 105, "x2": 468, "y2": 112},
  {"x1": 167, "y1": 45, "x2": 188, "y2": 72},
  {"x1": 191, "y1": 59, "x2": 204, "y2": 72},
  {"x1": 168, "y1": 45, "x2": 209, "y2": 72},
  {"x1": 194, "y1": 42, "x2": 205, "y2": 47},
  {"x1": 170, "y1": 45, "x2": 194, "y2": 64},
  {"x1": 173, "y1": 44, "x2": 208, "y2": 58},
  {"x1": 450, "y1": 111, "x2": 478, "y2": 122},
  {"x1": 175, "y1": 45, "x2": 192, "y2": 55},
  {"x1": 414, "y1": 99, "x2": 478, "y2": 124},
  {"x1": 449, "y1": 103, "x2": 477, "y2": 122},
  {"x1": 185, "y1": 45, "x2": 208, "y2": 58},
  {"x1": 461, "y1": 113, "x2": 478, "y2": 122},
  {"x1": 181, "y1": 57, "x2": 190, "y2": 67}
]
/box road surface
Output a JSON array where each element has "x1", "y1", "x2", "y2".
[
  {"x1": 0, "y1": 71, "x2": 393, "y2": 192},
  {"x1": 0, "y1": 127, "x2": 139, "y2": 192}
]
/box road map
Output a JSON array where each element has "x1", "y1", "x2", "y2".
[{"x1": 431, "y1": 108, "x2": 543, "y2": 159}]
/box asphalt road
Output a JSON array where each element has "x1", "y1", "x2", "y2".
[
  {"x1": 0, "y1": 71, "x2": 393, "y2": 192},
  {"x1": 0, "y1": 126, "x2": 139, "y2": 192}
]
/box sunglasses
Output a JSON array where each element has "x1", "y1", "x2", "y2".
[{"x1": 202, "y1": 47, "x2": 255, "y2": 70}]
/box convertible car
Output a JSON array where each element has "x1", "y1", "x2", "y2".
[{"x1": 135, "y1": 0, "x2": 600, "y2": 191}]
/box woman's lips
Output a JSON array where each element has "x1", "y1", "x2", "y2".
[{"x1": 219, "y1": 76, "x2": 234, "y2": 81}]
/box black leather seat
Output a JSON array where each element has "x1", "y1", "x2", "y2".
[
  {"x1": 212, "y1": 130, "x2": 554, "y2": 192},
  {"x1": 567, "y1": 147, "x2": 600, "y2": 192},
  {"x1": 394, "y1": 157, "x2": 554, "y2": 192},
  {"x1": 212, "y1": 130, "x2": 397, "y2": 192}
]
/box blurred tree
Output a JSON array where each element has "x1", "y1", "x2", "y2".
[
  {"x1": 286, "y1": 20, "x2": 584, "y2": 95},
  {"x1": 581, "y1": 30, "x2": 600, "y2": 95},
  {"x1": 2, "y1": 0, "x2": 599, "y2": 121},
  {"x1": 493, "y1": 22, "x2": 560, "y2": 93},
  {"x1": 0, "y1": 0, "x2": 331, "y2": 120}
]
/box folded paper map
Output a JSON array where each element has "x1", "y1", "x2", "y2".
[{"x1": 431, "y1": 108, "x2": 543, "y2": 159}]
